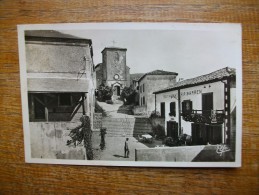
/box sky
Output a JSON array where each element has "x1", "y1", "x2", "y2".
[{"x1": 61, "y1": 24, "x2": 241, "y2": 80}]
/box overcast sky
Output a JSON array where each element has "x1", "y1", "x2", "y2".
[{"x1": 61, "y1": 25, "x2": 241, "y2": 80}]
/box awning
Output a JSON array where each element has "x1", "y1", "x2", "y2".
[{"x1": 27, "y1": 78, "x2": 89, "y2": 92}]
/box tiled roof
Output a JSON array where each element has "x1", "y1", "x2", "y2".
[
  {"x1": 130, "y1": 73, "x2": 145, "y2": 81},
  {"x1": 154, "y1": 67, "x2": 236, "y2": 94},
  {"x1": 138, "y1": 69, "x2": 178, "y2": 82},
  {"x1": 26, "y1": 30, "x2": 81, "y2": 39},
  {"x1": 25, "y1": 30, "x2": 92, "y2": 44}
]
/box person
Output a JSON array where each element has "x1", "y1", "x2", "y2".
[{"x1": 124, "y1": 138, "x2": 130, "y2": 158}]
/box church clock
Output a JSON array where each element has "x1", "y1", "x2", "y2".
[{"x1": 114, "y1": 74, "x2": 120, "y2": 80}]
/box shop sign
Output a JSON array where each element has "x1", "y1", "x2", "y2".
[{"x1": 181, "y1": 89, "x2": 202, "y2": 96}]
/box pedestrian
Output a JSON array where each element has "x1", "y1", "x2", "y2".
[{"x1": 124, "y1": 138, "x2": 130, "y2": 158}]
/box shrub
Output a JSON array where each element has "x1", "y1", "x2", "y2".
[
  {"x1": 120, "y1": 87, "x2": 137, "y2": 105},
  {"x1": 149, "y1": 110, "x2": 161, "y2": 119},
  {"x1": 152, "y1": 124, "x2": 165, "y2": 140},
  {"x1": 164, "y1": 137, "x2": 178, "y2": 147},
  {"x1": 97, "y1": 84, "x2": 113, "y2": 102}
]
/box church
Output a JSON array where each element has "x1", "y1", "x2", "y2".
[{"x1": 95, "y1": 47, "x2": 130, "y2": 99}]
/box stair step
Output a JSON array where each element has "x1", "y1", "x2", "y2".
[{"x1": 101, "y1": 116, "x2": 153, "y2": 137}]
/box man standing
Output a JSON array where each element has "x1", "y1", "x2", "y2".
[{"x1": 124, "y1": 138, "x2": 130, "y2": 158}]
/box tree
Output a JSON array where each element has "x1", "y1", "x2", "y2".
[
  {"x1": 120, "y1": 86, "x2": 137, "y2": 105},
  {"x1": 67, "y1": 115, "x2": 93, "y2": 160},
  {"x1": 97, "y1": 83, "x2": 113, "y2": 102}
]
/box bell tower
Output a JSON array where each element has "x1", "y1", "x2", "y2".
[{"x1": 101, "y1": 47, "x2": 129, "y2": 97}]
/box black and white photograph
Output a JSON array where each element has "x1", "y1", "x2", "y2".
[{"x1": 18, "y1": 23, "x2": 242, "y2": 167}]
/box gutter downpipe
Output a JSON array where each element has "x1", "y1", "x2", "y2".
[
  {"x1": 178, "y1": 89, "x2": 181, "y2": 136},
  {"x1": 155, "y1": 93, "x2": 157, "y2": 113}
]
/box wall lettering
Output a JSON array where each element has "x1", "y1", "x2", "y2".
[{"x1": 162, "y1": 89, "x2": 202, "y2": 99}]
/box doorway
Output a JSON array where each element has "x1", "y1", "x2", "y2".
[{"x1": 115, "y1": 85, "x2": 120, "y2": 96}]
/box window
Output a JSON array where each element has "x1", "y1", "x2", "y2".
[
  {"x1": 59, "y1": 93, "x2": 72, "y2": 106},
  {"x1": 169, "y1": 102, "x2": 176, "y2": 117},
  {"x1": 182, "y1": 100, "x2": 192, "y2": 113},
  {"x1": 143, "y1": 96, "x2": 145, "y2": 105}
]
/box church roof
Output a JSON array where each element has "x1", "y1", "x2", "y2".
[
  {"x1": 153, "y1": 67, "x2": 236, "y2": 94},
  {"x1": 138, "y1": 69, "x2": 178, "y2": 82}
]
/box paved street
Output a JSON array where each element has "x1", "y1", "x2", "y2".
[{"x1": 98, "y1": 136, "x2": 148, "y2": 161}]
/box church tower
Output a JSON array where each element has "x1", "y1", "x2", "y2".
[{"x1": 101, "y1": 47, "x2": 130, "y2": 97}]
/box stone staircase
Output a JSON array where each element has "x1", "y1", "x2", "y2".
[
  {"x1": 102, "y1": 117, "x2": 136, "y2": 137},
  {"x1": 133, "y1": 117, "x2": 153, "y2": 137},
  {"x1": 102, "y1": 117, "x2": 153, "y2": 137}
]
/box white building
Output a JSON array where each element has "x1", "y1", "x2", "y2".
[{"x1": 154, "y1": 67, "x2": 236, "y2": 147}]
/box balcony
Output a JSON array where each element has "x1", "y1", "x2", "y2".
[{"x1": 181, "y1": 110, "x2": 225, "y2": 124}]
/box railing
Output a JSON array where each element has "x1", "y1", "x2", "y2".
[{"x1": 181, "y1": 110, "x2": 225, "y2": 124}]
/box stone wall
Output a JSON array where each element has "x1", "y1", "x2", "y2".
[
  {"x1": 135, "y1": 145, "x2": 205, "y2": 162},
  {"x1": 135, "y1": 145, "x2": 234, "y2": 162},
  {"x1": 26, "y1": 41, "x2": 92, "y2": 73},
  {"x1": 30, "y1": 122, "x2": 86, "y2": 159},
  {"x1": 133, "y1": 106, "x2": 147, "y2": 116}
]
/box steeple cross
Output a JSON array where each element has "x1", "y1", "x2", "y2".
[{"x1": 112, "y1": 40, "x2": 117, "y2": 46}]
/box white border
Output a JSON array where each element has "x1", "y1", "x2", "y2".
[{"x1": 18, "y1": 23, "x2": 242, "y2": 167}]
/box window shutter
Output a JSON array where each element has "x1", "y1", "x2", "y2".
[{"x1": 170, "y1": 102, "x2": 176, "y2": 116}]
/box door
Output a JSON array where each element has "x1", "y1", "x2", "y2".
[
  {"x1": 191, "y1": 123, "x2": 206, "y2": 145},
  {"x1": 115, "y1": 86, "x2": 120, "y2": 96},
  {"x1": 167, "y1": 121, "x2": 178, "y2": 139},
  {"x1": 202, "y1": 93, "x2": 213, "y2": 115}
]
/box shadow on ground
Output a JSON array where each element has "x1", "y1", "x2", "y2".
[
  {"x1": 117, "y1": 104, "x2": 134, "y2": 115},
  {"x1": 192, "y1": 145, "x2": 235, "y2": 162},
  {"x1": 113, "y1": 154, "x2": 125, "y2": 158}
]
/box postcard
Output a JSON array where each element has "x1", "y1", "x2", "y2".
[{"x1": 18, "y1": 23, "x2": 242, "y2": 167}]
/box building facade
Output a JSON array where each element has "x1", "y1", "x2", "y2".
[
  {"x1": 137, "y1": 70, "x2": 178, "y2": 115},
  {"x1": 95, "y1": 47, "x2": 130, "y2": 98},
  {"x1": 26, "y1": 30, "x2": 96, "y2": 123},
  {"x1": 154, "y1": 67, "x2": 236, "y2": 147}
]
